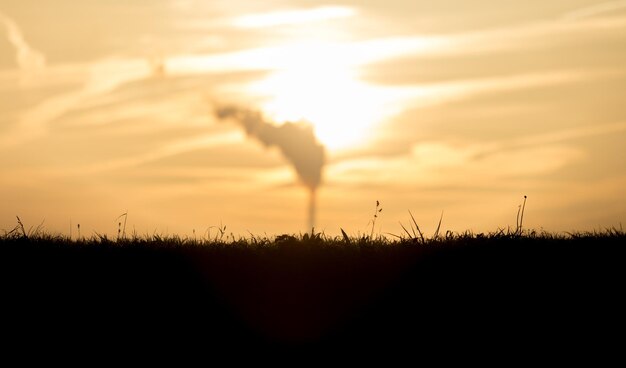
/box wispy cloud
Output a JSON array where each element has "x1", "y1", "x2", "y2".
[
  {"x1": 328, "y1": 120, "x2": 626, "y2": 189},
  {"x1": 368, "y1": 68, "x2": 626, "y2": 126},
  {"x1": 85, "y1": 131, "x2": 246, "y2": 174},
  {"x1": 0, "y1": 58, "x2": 150, "y2": 149},
  {"x1": 0, "y1": 11, "x2": 45, "y2": 78},
  {"x1": 329, "y1": 144, "x2": 582, "y2": 188},
  {"x1": 479, "y1": 121, "x2": 626, "y2": 157},
  {"x1": 562, "y1": 0, "x2": 626, "y2": 21},
  {"x1": 168, "y1": 13, "x2": 626, "y2": 76},
  {"x1": 233, "y1": 6, "x2": 356, "y2": 28}
]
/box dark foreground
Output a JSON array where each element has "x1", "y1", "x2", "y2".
[{"x1": 2, "y1": 231, "x2": 624, "y2": 356}]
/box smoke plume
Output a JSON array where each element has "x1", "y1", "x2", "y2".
[{"x1": 215, "y1": 105, "x2": 325, "y2": 229}]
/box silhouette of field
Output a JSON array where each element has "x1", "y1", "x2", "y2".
[{"x1": 2, "y1": 228, "x2": 624, "y2": 355}]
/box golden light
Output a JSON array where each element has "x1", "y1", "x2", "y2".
[
  {"x1": 246, "y1": 43, "x2": 401, "y2": 151},
  {"x1": 233, "y1": 6, "x2": 356, "y2": 28},
  {"x1": 170, "y1": 6, "x2": 445, "y2": 153}
]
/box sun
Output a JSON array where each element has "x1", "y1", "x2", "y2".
[{"x1": 246, "y1": 48, "x2": 396, "y2": 150}]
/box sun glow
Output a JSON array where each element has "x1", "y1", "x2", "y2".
[
  {"x1": 233, "y1": 6, "x2": 356, "y2": 28},
  {"x1": 247, "y1": 47, "x2": 400, "y2": 150}
]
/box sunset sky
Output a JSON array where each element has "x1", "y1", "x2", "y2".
[{"x1": 1, "y1": 0, "x2": 625, "y2": 237}]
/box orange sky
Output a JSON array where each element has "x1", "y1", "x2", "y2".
[{"x1": 1, "y1": 0, "x2": 625, "y2": 237}]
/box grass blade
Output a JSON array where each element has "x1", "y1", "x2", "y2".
[
  {"x1": 399, "y1": 222, "x2": 413, "y2": 239},
  {"x1": 340, "y1": 228, "x2": 351, "y2": 244},
  {"x1": 408, "y1": 210, "x2": 425, "y2": 243},
  {"x1": 433, "y1": 211, "x2": 444, "y2": 240}
]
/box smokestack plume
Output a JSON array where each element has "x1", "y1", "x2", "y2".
[{"x1": 215, "y1": 105, "x2": 325, "y2": 229}]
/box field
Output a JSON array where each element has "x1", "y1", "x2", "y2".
[{"x1": 2, "y1": 224, "x2": 625, "y2": 356}]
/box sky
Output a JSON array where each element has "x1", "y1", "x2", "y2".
[{"x1": 1, "y1": 0, "x2": 625, "y2": 237}]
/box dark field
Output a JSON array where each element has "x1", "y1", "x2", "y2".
[{"x1": 2, "y1": 229, "x2": 624, "y2": 355}]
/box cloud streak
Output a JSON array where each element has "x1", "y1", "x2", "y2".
[
  {"x1": 233, "y1": 6, "x2": 356, "y2": 28},
  {"x1": 562, "y1": 0, "x2": 626, "y2": 21},
  {"x1": 0, "y1": 11, "x2": 45, "y2": 72},
  {"x1": 0, "y1": 57, "x2": 151, "y2": 149},
  {"x1": 327, "y1": 120, "x2": 626, "y2": 191}
]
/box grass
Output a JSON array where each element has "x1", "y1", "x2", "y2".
[
  {"x1": 1, "y1": 211, "x2": 624, "y2": 353},
  {"x1": 2, "y1": 221, "x2": 624, "y2": 247}
]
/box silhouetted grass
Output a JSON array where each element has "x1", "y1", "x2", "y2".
[{"x1": 1, "y1": 222, "x2": 624, "y2": 355}]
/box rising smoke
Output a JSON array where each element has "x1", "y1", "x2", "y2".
[{"x1": 215, "y1": 105, "x2": 325, "y2": 230}]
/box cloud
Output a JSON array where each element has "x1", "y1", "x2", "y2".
[
  {"x1": 328, "y1": 142, "x2": 582, "y2": 191},
  {"x1": 473, "y1": 121, "x2": 626, "y2": 159},
  {"x1": 232, "y1": 6, "x2": 356, "y2": 28},
  {"x1": 0, "y1": 11, "x2": 46, "y2": 72},
  {"x1": 87, "y1": 131, "x2": 246, "y2": 174},
  {"x1": 562, "y1": 0, "x2": 626, "y2": 21},
  {"x1": 0, "y1": 57, "x2": 150, "y2": 149},
  {"x1": 329, "y1": 120, "x2": 626, "y2": 191},
  {"x1": 215, "y1": 105, "x2": 325, "y2": 192}
]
